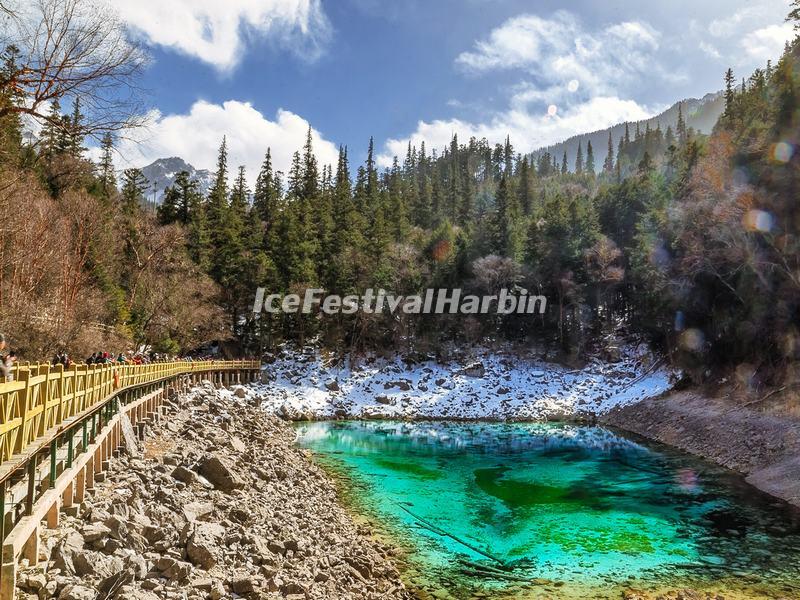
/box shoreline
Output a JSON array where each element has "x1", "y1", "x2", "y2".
[
  {"x1": 601, "y1": 389, "x2": 800, "y2": 508},
  {"x1": 290, "y1": 400, "x2": 800, "y2": 509}
]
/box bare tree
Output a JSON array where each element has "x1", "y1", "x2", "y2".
[
  {"x1": 472, "y1": 255, "x2": 521, "y2": 294},
  {"x1": 0, "y1": 0, "x2": 147, "y2": 140}
]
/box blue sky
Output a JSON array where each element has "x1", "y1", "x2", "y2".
[{"x1": 107, "y1": 0, "x2": 796, "y2": 181}]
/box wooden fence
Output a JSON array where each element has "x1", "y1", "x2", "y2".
[{"x1": 0, "y1": 360, "x2": 259, "y2": 466}]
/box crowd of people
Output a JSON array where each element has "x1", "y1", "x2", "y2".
[
  {"x1": 0, "y1": 333, "x2": 247, "y2": 383},
  {"x1": 83, "y1": 351, "x2": 199, "y2": 365}
]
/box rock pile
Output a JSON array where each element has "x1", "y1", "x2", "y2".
[{"x1": 16, "y1": 382, "x2": 413, "y2": 600}]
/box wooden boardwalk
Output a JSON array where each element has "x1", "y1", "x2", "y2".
[{"x1": 0, "y1": 359, "x2": 260, "y2": 598}]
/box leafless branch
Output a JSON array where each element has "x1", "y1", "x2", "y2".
[{"x1": 0, "y1": 0, "x2": 148, "y2": 141}]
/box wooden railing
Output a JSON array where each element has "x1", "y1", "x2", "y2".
[{"x1": 0, "y1": 360, "x2": 259, "y2": 465}]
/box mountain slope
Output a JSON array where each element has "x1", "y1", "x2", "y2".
[
  {"x1": 138, "y1": 157, "x2": 214, "y2": 203},
  {"x1": 532, "y1": 91, "x2": 724, "y2": 171}
]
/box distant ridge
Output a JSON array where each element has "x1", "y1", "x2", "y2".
[{"x1": 531, "y1": 91, "x2": 725, "y2": 170}]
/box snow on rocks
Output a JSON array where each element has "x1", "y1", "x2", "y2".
[{"x1": 225, "y1": 345, "x2": 674, "y2": 421}]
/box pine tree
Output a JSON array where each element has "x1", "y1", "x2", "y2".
[
  {"x1": 365, "y1": 136, "x2": 378, "y2": 200},
  {"x1": 723, "y1": 68, "x2": 736, "y2": 121},
  {"x1": 789, "y1": 0, "x2": 800, "y2": 26},
  {"x1": 457, "y1": 158, "x2": 475, "y2": 224},
  {"x1": 517, "y1": 156, "x2": 533, "y2": 216},
  {"x1": 174, "y1": 170, "x2": 199, "y2": 225},
  {"x1": 287, "y1": 151, "x2": 302, "y2": 198},
  {"x1": 40, "y1": 100, "x2": 66, "y2": 157},
  {"x1": 187, "y1": 193, "x2": 211, "y2": 270},
  {"x1": 158, "y1": 184, "x2": 179, "y2": 225},
  {"x1": 301, "y1": 126, "x2": 319, "y2": 200},
  {"x1": 253, "y1": 148, "x2": 281, "y2": 226},
  {"x1": 665, "y1": 125, "x2": 675, "y2": 148},
  {"x1": 603, "y1": 131, "x2": 614, "y2": 173},
  {"x1": 230, "y1": 165, "x2": 249, "y2": 234},
  {"x1": 98, "y1": 133, "x2": 116, "y2": 198},
  {"x1": 503, "y1": 135, "x2": 514, "y2": 175},
  {"x1": 207, "y1": 136, "x2": 229, "y2": 224},
  {"x1": 638, "y1": 151, "x2": 654, "y2": 174},
  {"x1": 575, "y1": 142, "x2": 584, "y2": 174},
  {"x1": 492, "y1": 174, "x2": 522, "y2": 260},
  {"x1": 447, "y1": 134, "x2": 461, "y2": 220},
  {"x1": 586, "y1": 140, "x2": 595, "y2": 175},
  {"x1": 120, "y1": 168, "x2": 147, "y2": 214},
  {"x1": 561, "y1": 151, "x2": 568, "y2": 175},
  {"x1": 388, "y1": 156, "x2": 410, "y2": 239},
  {"x1": 331, "y1": 145, "x2": 362, "y2": 258},
  {"x1": 206, "y1": 137, "x2": 235, "y2": 282},
  {"x1": 676, "y1": 102, "x2": 687, "y2": 145},
  {"x1": 67, "y1": 97, "x2": 85, "y2": 158}
]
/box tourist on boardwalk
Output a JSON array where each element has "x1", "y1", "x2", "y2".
[
  {"x1": 0, "y1": 333, "x2": 7, "y2": 381},
  {"x1": 51, "y1": 351, "x2": 71, "y2": 368},
  {"x1": 4, "y1": 351, "x2": 16, "y2": 382}
]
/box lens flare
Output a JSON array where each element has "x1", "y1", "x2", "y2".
[
  {"x1": 567, "y1": 79, "x2": 579, "y2": 92},
  {"x1": 547, "y1": 104, "x2": 558, "y2": 117},
  {"x1": 742, "y1": 209, "x2": 774, "y2": 233},
  {"x1": 679, "y1": 328, "x2": 704, "y2": 352},
  {"x1": 772, "y1": 141, "x2": 794, "y2": 163}
]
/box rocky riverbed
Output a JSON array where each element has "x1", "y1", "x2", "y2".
[{"x1": 15, "y1": 382, "x2": 413, "y2": 600}]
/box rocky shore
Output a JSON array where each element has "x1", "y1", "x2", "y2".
[
  {"x1": 602, "y1": 389, "x2": 800, "y2": 507},
  {"x1": 248, "y1": 345, "x2": 673, "y2": 421},
  {"x1": 15, "y1": 382, "x2": 413, "y2": 600}
]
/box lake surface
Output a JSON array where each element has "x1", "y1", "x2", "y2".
[{"x1": 294, "y1": 421, "x2": 800, "y2": 599}]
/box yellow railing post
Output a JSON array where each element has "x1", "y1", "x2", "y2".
[
  {"x1": 13, "y1": 368, "x2": 30, "y2": 454},
  {"x1": 37, "y1": 363, "x2": 51, "y2": 436}
]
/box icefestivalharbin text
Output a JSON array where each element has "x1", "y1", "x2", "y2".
[{"x1": 252, "y1": 288, "x2": 548, "y2": 315}]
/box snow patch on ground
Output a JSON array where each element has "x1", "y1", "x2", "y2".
[{"x1": 221, "y1": 346, "x2": 674, "y2": 420}]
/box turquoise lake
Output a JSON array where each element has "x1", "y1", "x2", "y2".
[{"x1": 294, "y1": 421, "x2": 800, "y2": 599}]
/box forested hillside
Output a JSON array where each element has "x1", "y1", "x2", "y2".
[
  {"x1": 0, "y1": 0, "x2": 798, "y2": 384},
  {"x1": 155, "y1": 34, "x2": 800, "y2": 379},
  {"x1": 532, "y1": 91, "x2": 725, "y2": 179}
]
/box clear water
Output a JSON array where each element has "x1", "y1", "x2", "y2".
[{"x1": 294, "y1": 421, "x2": 800, "y2": 599}]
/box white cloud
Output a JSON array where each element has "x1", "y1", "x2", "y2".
[
  {"x1": 704, "y1": 2, "x2": 796, "y2": 66},
  {"x1": 379, "y1": 10, "x2": 661, "y2": 166},
  {"x1": 108, "y1": 0, "x2": 331, "y2": 71},
  {"x1": 455, "y1": 12, "x2": 661, "y2": 96},
  {"x1": 741, "y1": 23, "x2": 796, "y2": 62},
  {"x1": 699, "y1": 41, "x2": 721, "y2": 59},
  {"x1": 378, "y1": 96, "x2": 655, "y2": 167},
  {"x1": 708, "y1": 7, "x2": 764, "y2": 38},
  {"x1": 109, "y1": 100, "x2": 339, "y2": 187}
]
